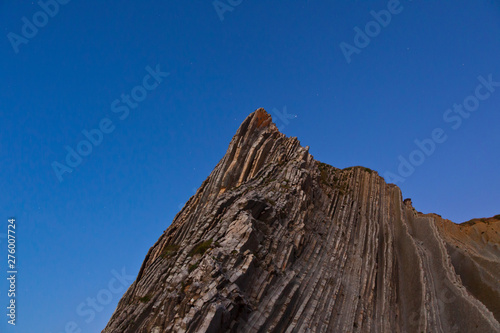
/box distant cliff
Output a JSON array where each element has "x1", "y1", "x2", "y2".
[{"x1": 103, "y1": 109, "x2": 500, "y2": 332}]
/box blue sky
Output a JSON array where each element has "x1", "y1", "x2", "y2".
[{"x1": 1, "y1": 1, "x2": 499, "y2": 332}]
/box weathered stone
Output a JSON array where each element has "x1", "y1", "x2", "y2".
[{"x1": 103, "y1": 109, "x2": 500, "y2": 333}]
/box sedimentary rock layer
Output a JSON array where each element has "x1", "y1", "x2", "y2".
[{"x1": 103, "y1": 109, "x2": 500, "y2": 333}]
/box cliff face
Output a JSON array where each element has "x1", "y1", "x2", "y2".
[{"x1": 103, "y1": 109, "x2": 500, "y2": 333}]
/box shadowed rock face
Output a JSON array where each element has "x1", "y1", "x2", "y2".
[{"x1": 102, "y1": 109, "x2": 500, "y2": 333}]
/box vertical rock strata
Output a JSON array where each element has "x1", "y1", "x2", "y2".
[{"x1": 103, "y1": 109, "x2": 500, "y2": 333}]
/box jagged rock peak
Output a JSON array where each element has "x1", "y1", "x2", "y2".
[
  {"x1": 208, "y1": 108, "x2": 308, "y2": 196},
  {"x1": 103, "y1": 110, "x2": 500, "y2": 333},
  {"x1": 237, "y1": 108, "x2": 277, "y2": 135}
]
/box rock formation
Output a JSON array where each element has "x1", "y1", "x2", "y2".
[{"x1": 102, "y1": 108, "x2": 500, "y2": 332}]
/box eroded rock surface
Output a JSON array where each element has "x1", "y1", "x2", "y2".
[{"x1": 103, "y1": 109, "x2": 500, "y2": 333}]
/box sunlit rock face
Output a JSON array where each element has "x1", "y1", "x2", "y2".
[{"x1": 103, "y1": 109, "x2": 500, "y2": 333}]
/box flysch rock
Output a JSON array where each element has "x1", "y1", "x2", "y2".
[{"x1": 102, "y1": 108, "x2": 500, "y2": 333}]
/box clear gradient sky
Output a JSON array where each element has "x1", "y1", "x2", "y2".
[{"x1": 1, "y1": 1, "x2": 499, "y2": 332}]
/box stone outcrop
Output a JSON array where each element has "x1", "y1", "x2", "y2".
[{"x1": 102, "y1": 109, "x2": 500, "y2": 333}]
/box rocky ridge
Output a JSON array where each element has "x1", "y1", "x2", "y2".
[{"x1": 103, "y1": 108, "x2": 500, "y2": 333}]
